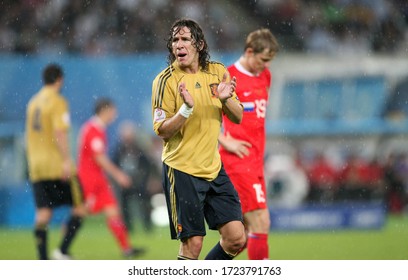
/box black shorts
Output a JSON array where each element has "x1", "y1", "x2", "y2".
[
  {"x1": 162, "y1": 163, "x2": 243, "y2": 240},
  {"x1": 31, "y1": 177, "x2": 84, "y2": 209}
]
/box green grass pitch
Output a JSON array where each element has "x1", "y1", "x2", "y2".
[{"x1": 0, "y1": 214, "x2": 407, "y2": 260}]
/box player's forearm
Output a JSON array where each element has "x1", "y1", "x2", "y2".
[
  {"x1": 95, "y1": 154, "x2": 123, "y2": 179},
  {"x1": 218, "y1": 133, "x2": 228, "y2": 148},
  {"x1": 157, "y1": 113, "x2": 188, "y2": 142},
  {"x1": 222, "y1": 98, "x2": 243, "y2": 124}
]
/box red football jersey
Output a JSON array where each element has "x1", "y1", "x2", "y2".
[
  {"x1": 77, "y1": 117, "x2": 107, "y2": 183},
  {"x1": 220, "y1": 61, "x2": 271, "y2": 175},
  {"x1": 77, "y1": 117, "x2": 119, "y2": 212}
]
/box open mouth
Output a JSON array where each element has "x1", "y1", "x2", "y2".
[{"x1": 177, "y1": 53, "x2": 187, "y2": 58}]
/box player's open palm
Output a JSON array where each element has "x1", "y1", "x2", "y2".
[
  {"x1": 218, "y1": 73, "x2": 236, "y2": 102},
  {"x1": 179, "y1": 82, "x2": 194, "y2": 108}
]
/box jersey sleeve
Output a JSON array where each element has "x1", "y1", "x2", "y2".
[
  {"x1": 51, "y1": 97, "x2": 70, "y2": 131},
  {"x1": 151, "y1": 74, "x2": 176, "y2": 135},
  {"x1": 90, "y1": 137, "x2": 105, "y2": 155},
  {"x1": 87, "y1": 127, "x2": 106, "y2": 156}
]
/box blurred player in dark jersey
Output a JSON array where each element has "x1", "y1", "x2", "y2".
[
  {"x1": 219, "y1": 28, "x2": 279, "y2": 260},
  {"x1": 113, "y1": 120, "x2": 156, "y2": 233},
  {"x1": 26, "y1": 64, "x2": 86, "y2": 260},
  {"x1": 152, "y1": 18, "x2": 246, "y2": 260}
]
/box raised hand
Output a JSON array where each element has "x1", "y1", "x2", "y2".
[
  {"x1": 217, "y1": 72, "x2": 236, "y2": 103},
  {"x1": 179, "y1": 82, "x2": 194, "y2": 108}
]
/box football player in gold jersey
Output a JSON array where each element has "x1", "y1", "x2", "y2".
[
  {"x1": 152, "y1": 18, "x2": 246, "y2": 260},
  {"x1": 26, "y1": 64, "x2": 85, "y2": 260}
]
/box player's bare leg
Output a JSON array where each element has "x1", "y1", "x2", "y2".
[
  {"x1": 178, "y1": 236, "x2": 204, "y2": 259},
  {"x1": 205, "y1": 220, "x2": 246, "y2": 260},
  {"x1": 35, "y1": 207, "x2": 53, "y2": 227},
  {"x1": 219, "y1": 220, "x2": 246, "y2": 255}
]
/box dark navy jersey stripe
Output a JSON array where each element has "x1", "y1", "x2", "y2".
[{"x1": 155, "y1": 66, "x2": 173, "y2": 108}]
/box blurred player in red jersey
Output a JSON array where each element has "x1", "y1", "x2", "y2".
[
  {"x1": 219, "y1": 29, "x2": 279, "y2": 260},
  {"x1": 77, "y1": 97, "x2": 144, "y2": 258}
]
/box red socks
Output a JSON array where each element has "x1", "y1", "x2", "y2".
[
  {"x1": 247, "y1": 233, "x2": 269, "y2": 260},
  {"x1": 107, "y1": 217, "x2": 130, "y2": 251}
]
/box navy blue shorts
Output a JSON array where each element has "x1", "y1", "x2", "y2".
[
  {"x1": 31, "y1": 177, "x2": 84, "y2": 209},
  {"x1": 162, "y1": 163, "x2": 243, "y2": 240}
]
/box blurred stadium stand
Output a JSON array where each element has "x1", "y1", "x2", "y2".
[
  {"x1": 1, "y1": 0, "x2": 408, "y2": 228},
  {"x1": 0, "y1": 0, "x2": 407, "y2": 55}
]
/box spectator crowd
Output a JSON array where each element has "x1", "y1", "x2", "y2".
[
  {"x1": 0, "y1": 0, "x2": 407, "y2": 55},
  {"x1": 300, "y1": 151, "x2": 408, "y2": 213}
]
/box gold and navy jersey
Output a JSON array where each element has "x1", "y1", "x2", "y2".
[
  {"x1": 152, "y1": 61, "x2": 240, "y2": 181},
  {"x1": 26, "y1": 87, "x2": 71, "y2": 182}
]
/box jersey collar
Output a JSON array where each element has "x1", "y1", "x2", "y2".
[
  {"x1": 234, "y1": 59, "x2": 257, "y2": 77},
  {"x1": 91, "y1": 116, "x2": 106, "y2": 129}
]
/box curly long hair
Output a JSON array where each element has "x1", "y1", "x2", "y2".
[{"x1": 166, "y1": 18, "x2": 210, "y2": 70}]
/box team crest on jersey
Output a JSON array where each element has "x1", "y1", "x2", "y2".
[
  {"x1": 154, "y1": 108, "x2": 166, "y2": 122},
  {"x1": 209, "y1": 83, "x2": 219, "y2": 98}
]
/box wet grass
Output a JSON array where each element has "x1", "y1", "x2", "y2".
[
  {"x1": 268, "y1": 214, "x2": 408, "y2": 260},
  {"x1": 0, "y1": 214, "x2": 407, "y2": 260}
]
